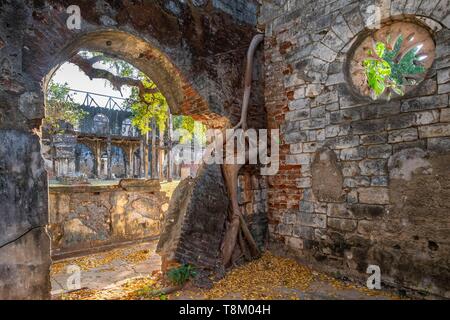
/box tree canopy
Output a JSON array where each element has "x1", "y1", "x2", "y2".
[
  {"x1": 44, "y1": 81, "x2": 87, "y2": 134},
  {"x1": 47, "y1": 51, "x2": 206, "y2": 145}
]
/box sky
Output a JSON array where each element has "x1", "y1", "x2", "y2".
[{"x1": 51, "y1": 62, "x2": 133, "y2": 108}]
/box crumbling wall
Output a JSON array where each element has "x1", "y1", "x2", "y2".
[
  {"x1": 0, "y1": 130, "x2": 50, "y2": 299},
  {"x1": 0, "y1": 0, "x2": 263, "y2": 299},
  {"x1": 262, "y1": 0, "x2": 450, "y2": 297},
  {"x1": 157, "y1": 164, "x2": 229, "y2": 272},
  {"x1": 48, "y1": 179, "x2": 168, "y2": 258}
]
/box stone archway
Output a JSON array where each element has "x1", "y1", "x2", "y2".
[{"x1": 0, "y1": 1, "x2": 261, "y2": 299}]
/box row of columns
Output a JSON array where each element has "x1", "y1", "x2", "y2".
[
  {"x1": 75, "y1": 114, "x2": 175, "y2": 180},
  {"x1": 73, "y1": 136, "x2": 180, "y2": 180},
  {"x1": 86, "y1": 140, "x2": 172, "y2": 180}
]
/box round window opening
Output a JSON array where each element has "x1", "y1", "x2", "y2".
[{"x1": 349, "y1": 22, "x2": 435, "y2": 100}]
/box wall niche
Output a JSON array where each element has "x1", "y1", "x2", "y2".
[{"x1": 348, "y1": 21, "x2": 435, "y2": 101}]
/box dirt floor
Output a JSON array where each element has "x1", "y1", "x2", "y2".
[
  {"x1": 51, "y1": 179, "x2": 403, "y2": 300},
  {"x1": 51, "y1": 241, "x2": 161, "y2": 297},
  {"x1": 51, "y1": 239, "x2": 403, "y2": 300}
]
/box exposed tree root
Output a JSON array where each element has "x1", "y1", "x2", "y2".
[{"x1": 220, "y1": 34, "x2": 264, "y2": 267}]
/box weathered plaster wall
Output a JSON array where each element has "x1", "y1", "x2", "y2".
[
  {"x1": 0, "y1": 0, "x2": 263, "y2": 299},
  {"x1": 49, "y1": 180, "x2": 168, "y2": 258},
  {"x1": 262, "y1": 0, "x2": 450, "y2": 297},
  {"x1": 0, "y1": 130, "x2": 50, "y2": 299}
]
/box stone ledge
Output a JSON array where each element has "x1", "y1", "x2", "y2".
[
  {"x1": 49, "y1": 179, "x2": 161, "y2": 193},
  {"x1": 119, "y1": 179, "x2": 161, "y2": 192}
]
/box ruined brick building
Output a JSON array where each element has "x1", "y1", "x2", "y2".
[{"x1": 0, "y1": 0, "x2": 449, "y2": 299}]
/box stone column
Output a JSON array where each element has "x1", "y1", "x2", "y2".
[
  {"x1": 151, "y1": 120, "x2": 158, "y2": 179},
  {"x1": 95, "y1": 140, "x2": 101, "y2": 179},
  {"x1": 75, "y1": 144, "x2": 81, "y2": 174},
  {"x1": 144, "y1": 131, "x2": 149, "y2": 178},
  {"x1": 127, "y1": 145, "x2": 134, "y2": 178},
  {"x1": 107, "y1": 137, "x2": 112, "y2": 180}
]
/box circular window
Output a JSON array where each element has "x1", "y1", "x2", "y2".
[{"x1": 349, "y1": 22, "x2": 435, "y2": 100}]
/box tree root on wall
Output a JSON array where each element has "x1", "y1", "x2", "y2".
[
  {"x1": 220, "y1": 34, "x2": 264, "y2": 268},
  {"x1": 221, "y1": 164, "x2": 261, "y2": 267}
]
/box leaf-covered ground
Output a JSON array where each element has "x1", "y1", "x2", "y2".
[
  {"x1": 53, "y1": 247, "x2": 402, "y2": 300},
  {"x1": 52, "y1": 180, "x2": 401, "y2": 300},
  {"x1": 51, "y1": 241, "x2": 161, "y2": 296},
  {"x1": 173, "y1": 252, "x2": 401, "y2": 300}
]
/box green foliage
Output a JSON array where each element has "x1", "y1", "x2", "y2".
[
  {"x1": 101, "y1": 57, "x2": 136, "y2": 78},
  {"x1": 135, "y1": 285, "x2": 154, "y2": 298},
  {"x1": 382, "y1": 35, "x2": 425, "y2": 85},
  {"x1": 167, "y1": 264, "x2": 197, "y2": 286},
  {"x1": 83, "y1": 52, "x2": 167, "y2": 135},
  {"x1": 129, "y1": 73, "x2": 169, "y2": 134},
  {"x1": 363, "y1": 34, "x2": 426, "y2": 99},
  {"x1": 173, "y1": 115, "x2": 207, "y2": 145},
  {"x1": 75, "y1": 52, "x2": 207, "y2": 140},
  {"x1": 44, "y1": 81, "x2": 87, "y2": 133},
  {"x1": 362, "y1": 58, "x2": 391, "y2": 98}
]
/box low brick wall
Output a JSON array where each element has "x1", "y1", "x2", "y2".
[{"x1": 48, "y1": 179, "x2": 168, "y2": 258}]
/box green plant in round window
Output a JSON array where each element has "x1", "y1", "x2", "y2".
[{"x1": 350, "y1": 22, "x2": 435, "y2": 100}]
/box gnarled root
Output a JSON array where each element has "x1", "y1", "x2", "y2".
[
  {"x1": 220, "y1": 34, "x2": 264, "y2": 268},
  {"x1": 221, "y1": 164, "x2": 260, "y2": 267}
]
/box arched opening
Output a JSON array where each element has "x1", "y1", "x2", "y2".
[
  {"x1": 75, "y1": 143, "x2": 95, "y2": 178},
  {"x1": 0, "y1": 1, "x2": 268, "y2": 301},
  {"x1": 110, "y1": 145, "x2": 126, "y2": 179},
  {"x1": 93, "y1": 114, "x2": 110, "y2": 135},
  {"x1": 121, "y1": 118, "x2": 138, "y2": 137},
  {"x1": 43, "y1": 30, "x2": 223, "y2": 123},
  {"x1": 41, "y1": 31, "x2": 218, "y2": 298}
]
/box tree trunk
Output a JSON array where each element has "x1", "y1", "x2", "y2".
[
  {"x1": 221, "y1": 164, "x2": 243, "y2": 266},
  {"x1": 220, "y1": 34, "x2": 264, "y2": 267},
  {"x1": 151, "y1": 120, "x2": 158, "y2": 179}
]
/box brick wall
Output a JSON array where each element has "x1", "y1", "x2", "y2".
[{"x1": 262, "y1": 0, "x2": 450, "y2": 297}]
